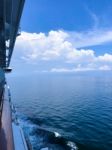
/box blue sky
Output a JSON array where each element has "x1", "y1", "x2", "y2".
[
  {"x1": 12, "y1": 0, "x2": 112, "y2": 74},
  {"x1": 21, "y1": 0, "x2": 112, "y2": 33}
]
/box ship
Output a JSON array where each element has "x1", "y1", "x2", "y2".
[{"x1": 0, "y1": 0, "x2": 29, "y2": 150}]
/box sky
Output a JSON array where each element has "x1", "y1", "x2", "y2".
[{"x1": 11, "y1": 0, "x2": 112, "y2": 74}]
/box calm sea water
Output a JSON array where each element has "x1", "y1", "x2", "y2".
[{"x1": 7, "y1": 72, "x2": 112, "y2": 150}]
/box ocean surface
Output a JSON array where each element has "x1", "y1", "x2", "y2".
[{"x1": 7, "y1": 72, "x2": 112, "y2": 150}]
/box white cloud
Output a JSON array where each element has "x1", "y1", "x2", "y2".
[
  {"x1": 68, "y1": 30, "x2": 112, "y2": 48},
  {"x1": 97, "y1": 53, "x2": 112, "y2": 62},
  {"x1": 84, "y1": 6, "x2": 99, "y2": 29},
  {"x1": 99, "y1": 65, "x2": 111, "y2": 71},
  {"x1": 50, "y1": 67, "x2": 95, "y2": 73},
  {"x1": 14, "y1": 30, "x2": 112, "y2": 72}
]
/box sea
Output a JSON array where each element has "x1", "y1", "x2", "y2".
[{"x1": 7, "y1": 71, "x2": 112, "y2": 150}]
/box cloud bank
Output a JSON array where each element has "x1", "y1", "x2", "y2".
[{"x1": 14, "y1": 30, "x2": 112, "y2": 72}]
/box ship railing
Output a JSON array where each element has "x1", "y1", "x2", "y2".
[{"x1": 4, "y1": 83, "x2": 32, "y2": 150}]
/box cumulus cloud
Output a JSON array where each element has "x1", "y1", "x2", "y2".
[{"x1": 14, "y1": 30, "x2": 112, "y2": 72}]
